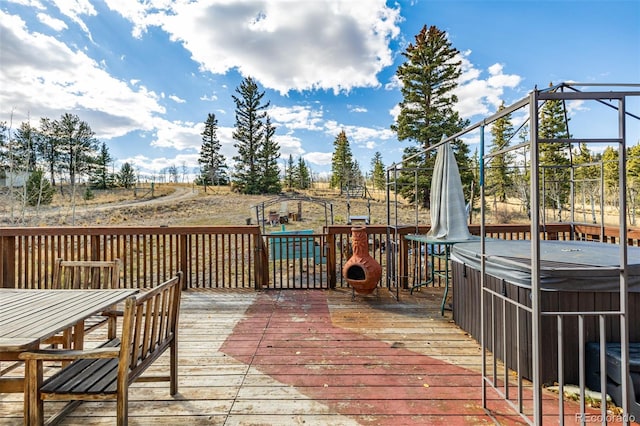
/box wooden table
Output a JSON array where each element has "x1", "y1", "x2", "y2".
[{"x1": 0, "y1": 289, "x2": 137, "y2": 419}]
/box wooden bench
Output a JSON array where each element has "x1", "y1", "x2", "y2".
[{"x1": 20, "y1": 272, "x2": 183, "y2": 425}]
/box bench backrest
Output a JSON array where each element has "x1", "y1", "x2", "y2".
[
  {"x1": 53, "y1": 258, "x2": 121, "y2": 289},
  {"x1": 117, "y1": 272, "x2": 183, "y2": 387}
]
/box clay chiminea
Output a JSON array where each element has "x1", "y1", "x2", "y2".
[{"x1": 342, "y1": 226, "x2": 382, "y2": 295}]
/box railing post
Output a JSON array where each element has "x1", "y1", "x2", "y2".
[
  {"x1": 90, "y1": 235, "x2": 100, "y2": 260},
  {"x1": 1, "y1": 236, "x2": 15, "y2": 288},
  {"x1": 179, "y1": 234, "x2": 188, "y2": 290},
  {"x1": 253, "y1": 232, "x2": 269, "y2": 289},
  {"x1": 327, "y1": 232, "x2": 336, "y2": 289}
]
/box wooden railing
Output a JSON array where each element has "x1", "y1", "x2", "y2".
[
  {"x1": 1, "y1": 224, "x2": 637, "y2": 290},
  {"x1": 0, "y1": 226, "x2": 266, "y2": 290}
]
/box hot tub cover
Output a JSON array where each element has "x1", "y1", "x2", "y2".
[{"x1": 450, "y1": 239, "x2": 640, "y2": 292}]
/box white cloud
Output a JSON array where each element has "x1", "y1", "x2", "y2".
[
  {"x1": 51, "y1": 0, "x2": 96, "y2": 40},
  {"x1": 304, "y1": 151, "x2": 333, "y2": 166},
  {"x1": 269, "y1": 105, "x2": 324, "y2": 131},
  {"x1": 275, "y1": 133, "x2": 304, "y2": 157},
  {"x1": 0, "y1": 10, "x2": 165, "y2": 140},
  {"x1": 384, "y1": 74, "x2": 401, "y2": 91},
  {"x1": 349, "y1": 105, "x2": 367, "y2": 113},
  {"x1": 37, "y1": 13, "x2": 68, "y2": 31},
  {"x1": 323, "y1": 120, "x2": 394, "y2": 145},
  {"x1": 150, "y1": 119, "x2": 201, "y2": 151},
  {"x1": 454, "y1": 51, "x2": 522, "y2": 119},
  {"x1": 169, "y1": 94, "x2": 186, "y2": 103},
  {"x1": 105, "y1": 0, "x2": 403, "y2": 95},
  {"x1": 200, "y1": 93, "x2": 218, "y2": 102},
  {"x1": 6, "y1": 0, "x2": 46, "y2": 9},
  {"x1": 118, "y1": 153, "x2": 200, "y2": 177}
]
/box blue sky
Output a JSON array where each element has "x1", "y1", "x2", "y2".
[{"x1": 1, "y1": 0, "x2": 639, "y2": 180}]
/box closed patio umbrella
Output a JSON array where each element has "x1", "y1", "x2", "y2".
[{"x1": 426, "y1": 135, "x2": 472, "y2": 241}]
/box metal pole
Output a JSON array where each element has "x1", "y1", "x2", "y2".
[
  {"x1": 479, "y1": 125, "x2": 487, "y2": 408},
  {"x1": 529, "y1": 90, "x2": 543, "y2": 424},
  {"x1": 618, "y1": 97, "x2": 630, "y2": 423}
]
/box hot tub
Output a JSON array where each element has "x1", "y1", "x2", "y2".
[{"x1": 450, "y1": 239, "x2": 640, "y2": 384}]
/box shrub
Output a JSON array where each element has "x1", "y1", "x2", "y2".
[
  {"x1": 83, "y1": 187, "x2": 95, "y2": 201},
  {"x1": 26, "y1": 170, "x2": 55, "y2": 206}
]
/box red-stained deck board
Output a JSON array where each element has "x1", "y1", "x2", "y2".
[{"x1": 219, "y1": 290, "x2": 532, "y2": 423}]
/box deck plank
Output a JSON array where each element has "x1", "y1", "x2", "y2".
[{"x1": 0, "y1": 287, "x2": 616, "y2": 425}]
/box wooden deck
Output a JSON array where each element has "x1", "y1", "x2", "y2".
[{"x1": 0, "y1": 287, "x2": 609, "y2": 425}]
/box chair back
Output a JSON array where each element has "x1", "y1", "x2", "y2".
[
  {"x1": 53, "y1": 258, "x2": 121, "y2": 289},
  {"x1": 118, "y1": 272, "x2": 183, "y2": 388}
]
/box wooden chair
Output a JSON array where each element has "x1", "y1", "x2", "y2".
[
  {"x1": 46, "y1": 259, "x2": 122, "y2": 348},
  {"x1": 52, "y1": 258, "x2": 121, "y2": 290},
  {"x1": 21, "y1": 272, "x2": 183, "y2": 426}
]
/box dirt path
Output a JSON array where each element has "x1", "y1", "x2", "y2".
[{"x1": 72, "y1": 185, "x2": 198, "y2": 213}]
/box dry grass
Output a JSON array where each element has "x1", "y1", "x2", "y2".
[
  {"x1": 0, "y1": 183, "x2": 415, "y2": 229},
  {"x1": 0, "y1": 182, "x2": 626, "y2": 228}
]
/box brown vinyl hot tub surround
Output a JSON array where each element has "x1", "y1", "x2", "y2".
[{"x1": 342, "y1": 226, "x2": 382, "y2": 295}]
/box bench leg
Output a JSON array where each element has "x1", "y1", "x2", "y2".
[
  {"x1": 170, "y1": 341, "x2": 178, "y2": 395},
  {"x1": 117, "y1": 390, "x2": 128, "y2": 426},
  {"x1": 24, "y1": 359, "x2": 44, "y2": 426}
]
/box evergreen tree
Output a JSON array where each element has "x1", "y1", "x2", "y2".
[
  {"x1": 13, "y1": 121, "x2": 38, "y2": 172},
  {"x1": 258, "y1": 115, "x2": 281, "y2": 194},
  {"x1": 351, "y1": 159, "x2": 363, "y2": 188},
  {"x1": 117, "y1": 162, "x2": 136, "y2": 189},
  {"x1": 285, "y1": 154, "x2": 296, "y2": 190},
  {"x1": 197, "y1": 113, "x2": 228, "y2": 186},
  {"x1": 371, "y1": 151, "x2": 386, "y2": 191},
  {"x1": 330, "y1": 130, "x2": 355, "y2": 192},
  {"x1": 56, "y1": 113, "x2": 98, "y2": 187},
  {"x1": 628, "y1": 143, "x2": 640, "y2": 225},
  {"x1": 391, "y1": 25, "x2": 471, "y2": 207},
  {"x1": 297, "y1": 156, "x2": 311, "y2": 189},
  {"x1": 89, "y1": 141, "x2": 115, "y2": 189},
  {"x1": 602, "y1": 146, "x2": 619, "y2": 211},
  {"x1": 26, "y1": 169, "x2": 55, "y2": 206},
  {"x1": 486, "y1": 102, "x2": 515, "y2": 202},
  {"x1": 538, "y1": 84, "x2": 571, "y2": 221},
  {"x1": 231, "y1": 76, "x2": 269, "y2": 194},
  {"x1": 0, "y1": 121, "x2": 7, "y2": 171},
  {"x1": 38, "y1": 117, "x2": 61, "y2": 186},
  {"x1": 572, "y1": 142, "x2": 599, "y2": 223}
]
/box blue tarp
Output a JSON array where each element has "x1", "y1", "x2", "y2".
[{"x1": 269, "y1": 229, "x2": 325, "y2": 264}]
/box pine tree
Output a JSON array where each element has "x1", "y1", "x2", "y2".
[
  {"x1": 285, "y1": 154, "x2": 296, "y2": 190},
  {"x1": 13, "y1": 121, "x2": 38, "y2": 172},
  {"x1": 487, "y1": 102, "x2": 515, "y2": 202},
  {"x1": 38, "y1": 117, "x2": 61, "y2": 186},
  {"x1": 56, "y1": 113, "x2": 98, "y2": 187},
  {"x1": 26, "y1": 169, "x2": 55, "y2": 206},
  {"x1": 297, "y1": 156, "x2": 311, "y2": 189},
  {"x1": 258, "y1": 115, "x2": 281, "y2": 194},
  {"x1": 231, "y1": 77, "x2": 269, "y2": 194},
  {"x1": 602, "y1": 146, "x2": 619, "y2": 211},
  {"x1": 351, "y1": 160, "x2": 363, "y2": 188},
  {"x1": 330, "y1": 130, "x2": 354, "y2": 192},
  {"x1": 572, "y1": 143, "x2": 600, "y2": 223},
  {"x1": 370, "y1": 151, "x2": 386, "y2": 191},
  {"x1": 117, "y1": 162, "x2": 136, "y2": 189},
  {"x1": 628, "y1": 143, "x2": 640, "y2": 225},
  {"x1": 198, "y1": 113, "x2": 228, "y2": 187},
  {"x1": 538, "y1": 84, "x2": 571, "y2": 221},
  {"x1": 391, "y1": 25, "x2": 471, "y2": 207},
  {"x1": 89, "y1": 141, "x2": 115, "y2": 189}
]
